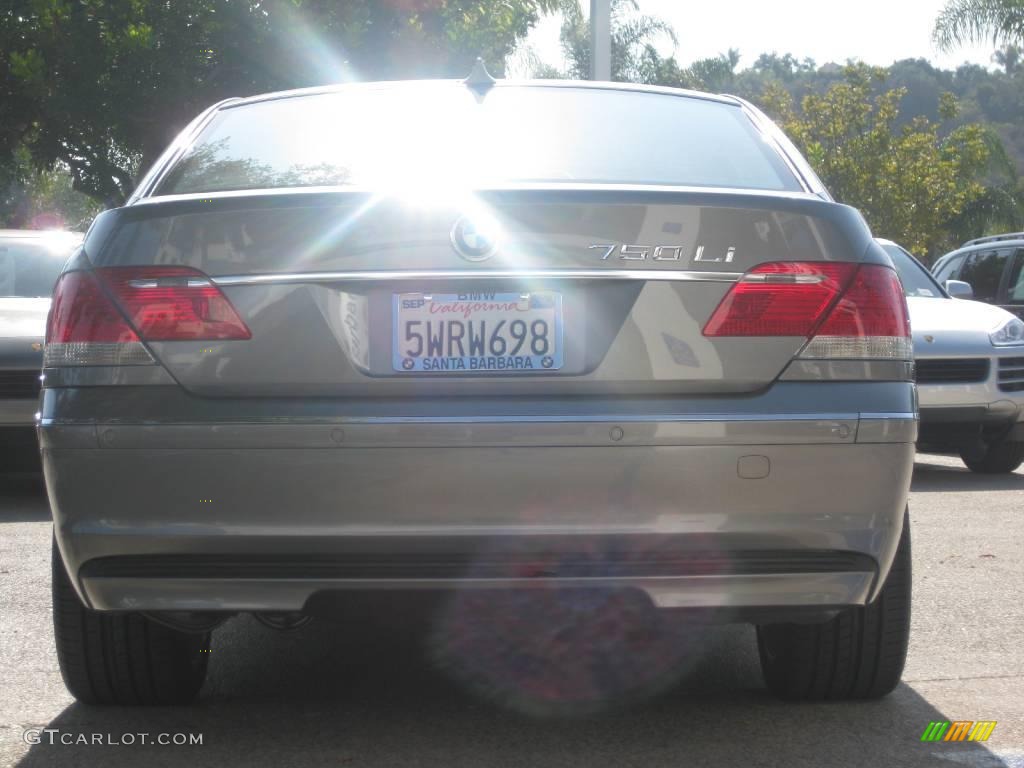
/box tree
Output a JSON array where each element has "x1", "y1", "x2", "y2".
[
  {"x1": 556, "y1": 0, "x2": 676, "y2": 83},
  {"x1": 685, "y1": 49, "x2": 741, "y2": 92},
  {"x1": 1, "y1": 0, "x2": 558, "y2": 208},
  {"x1": 762, "y1": 65, "x2": 993, "y2": 258},
  {"x1": 993, "y1": 43, "x2": 1022, "y2": 73},
  {"x1": 933, "y1": 0, "x2": 1024, "y2": 51},
  {"x1": 551, "y1": 2, "x2": 747, "y2": 94},
  {"x1": 0, "y1": 147, "x2": 101, "y2": 231},
  {"x1": 752, "y1": 52, "x2": 816, "y2": 82}
]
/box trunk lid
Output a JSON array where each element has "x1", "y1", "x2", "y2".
[{"x1": 89, "y1": 189, "x2": 872, "y2": 397}]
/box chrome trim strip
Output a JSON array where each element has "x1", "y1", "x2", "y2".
[
  {"x1": 217, "y1": 79, "x2": 743, "y2": 110},
  {"x1": 858, "y1": 412, "x2": 918, "y2": 421},
  {"x1": 741, "y1": 273, "x2": 824, "y2": 284},
  {"x1": 298, "y1": 412, "x2": 860, "y2": 425},
  {"x1": 211, "y1": 269, "x2": 743, "y2": 287},
  {"x1": 40, "y1": 412, "x2": 861, "y2": 427},
  {"x1": 856, "y1": 414, "x2": 918, "y2": 444},
  {"x1": 39, "y1": 413, "x2": 921, "y2": 428},
  {"x1": 135, "y1": 184, "x2": 820, "y2": 207}
]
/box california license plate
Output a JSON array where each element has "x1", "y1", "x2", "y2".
[{"x1": 392, "y1": 291, "x2": 564, "y2": 373}]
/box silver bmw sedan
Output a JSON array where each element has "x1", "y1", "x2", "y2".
[{"x1": 42, "y1": 76, "x2": 916, "y2": 706}]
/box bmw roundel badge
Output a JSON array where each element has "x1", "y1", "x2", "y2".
[{"x1": 450, "y1": 216, "x2": 500, "y2": 262}]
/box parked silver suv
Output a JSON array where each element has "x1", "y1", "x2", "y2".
[
  {"x1": 932, "y1": 232, "x2": 1024, "y2": 320},
  {"x1": 44, "y1": 77, "x2": 915, "y2": 705},
  {"x1": 881, "y1": 239, "x2": 1024, "y2": 472}
]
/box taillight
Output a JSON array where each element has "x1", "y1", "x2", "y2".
[
  {"x1": 44, "y1": 271, "x2": 154, "y2": 366},
  {"x1": 799, "y1": 264, "x2": 912, "y2": 360},
  {"x1": 703, "y1": 262, "x2": 911, "y2": 360},
  {"x1": 45, "y1": 266, "x2": 250, "y2": 367},
  {"x1": 703, "y1": 262, "x2": 856, "y2": 337},
  {"x1": 96, "y1": 267, "x2": 251, "y2": 341}
]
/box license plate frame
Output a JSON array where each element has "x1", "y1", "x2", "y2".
[{"x1": 391, "y1": 290, "x2": 564, "y2": 374}]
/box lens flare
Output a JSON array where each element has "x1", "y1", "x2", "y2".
[{"x1": 427, "y1": 535, "x2": 718, "y2": 716}]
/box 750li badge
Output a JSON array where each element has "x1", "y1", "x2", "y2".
[{"x1": 590, "y1": 243, "x2": 736, "y2": 263}]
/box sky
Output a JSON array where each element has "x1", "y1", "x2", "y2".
[{"x1": 523, "y1": 0, "x2": 1001, "y2": 74}]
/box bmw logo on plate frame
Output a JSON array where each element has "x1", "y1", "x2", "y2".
[{"x1": 450, "y1": 216, "x2": 500, "y2": 262}]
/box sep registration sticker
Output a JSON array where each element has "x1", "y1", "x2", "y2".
[{"x1": 392, "y1": 291, "x2": 564, "y2": 373}]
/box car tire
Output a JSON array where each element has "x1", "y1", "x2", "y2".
[
  {"x1": 52, "y1": 538, "x2": 210, "y2": 705},
  {"x1": 756, "y1": 509, "x2": 911, "y2": 701},
  {"x1": 960, "y1": 439, "x2": 1024, "y2": 474}
]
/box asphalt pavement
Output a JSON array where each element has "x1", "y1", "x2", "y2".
[{"x1": 1, "y1": 454, "x2": 1022, "y2": 767}]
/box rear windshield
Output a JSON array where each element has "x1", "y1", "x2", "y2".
[
  {"x1": 881, "y1": 243, "x2": 946, "y2": 298},
  {"x1": 0, "y1": 237, "x2": 78, "y2": 298},
  {"x1": 157, "y1": 85, "x2": 802, "y2": 195}
]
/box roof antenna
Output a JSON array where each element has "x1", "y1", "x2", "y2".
[{"x1": 464, "y1": 58, "x2": 496, "y2": 95}]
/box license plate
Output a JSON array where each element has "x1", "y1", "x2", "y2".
[{"x1": 392, "y1": 291, "x2": 563, "y2": 373}]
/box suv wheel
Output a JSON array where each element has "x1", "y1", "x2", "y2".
[
  {"x1": 960, "y1": 439, "x2": 1024, "y2": 474},
  {"x1": 52, "y1": 539, "x2": 210, "y2": 705},
  {"x1": 756, "y1": 509, "x2": 911, "y2": 701}
]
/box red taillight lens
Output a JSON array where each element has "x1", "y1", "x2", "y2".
[
  {"x1": 45, "y1": 271, "x2": 154, "y2": 367},
  {"x1": 46, "y1": 271, "x2": 140, "y2": 344},
  {"x1": 702, "y1": 261, "x2": 911, "y2": 360},
  {"x1": 96, "y1": 266, "x2": 251, "y2": 341},
  {"x1": 812, "y1": 264, "x2": 911, "y2": 338},
  {"x1": 44, "y1": 266, "x2": 250, "y2": 367},
  {"x1": 703, "y1": 262, "x2": 857, "y2": 337}
]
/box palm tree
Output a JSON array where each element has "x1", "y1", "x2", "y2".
[
  {"x1": 557, "y1": 0, "x2": 677, "y2": 82},
  {"x1": 933, "y1": 0, "x2": 1024, "y2": 51},
  {"x1": 993, "y1": 43, "x2": 1022, "y2": 73}
]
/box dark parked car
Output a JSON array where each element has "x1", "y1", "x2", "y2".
[{"x1": 932, "y1": 232, "x2": 1024, "y2": 320}]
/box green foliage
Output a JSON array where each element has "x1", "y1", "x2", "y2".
[
  {"x1": 993, "y1": 43, "x2": 1022, "y2": 73},
  {"x1": 751, "y1": 53, "x2": 817, "y2": 82},
  {"x1": 1, "y1": 0, "x2": 557, "y2": 212},
  {"x1": 762, "y1": 65, "x2": 995, "y2": 259},
  {"x1": 548, "y1": 0, "x2": 747, "y2": 94},
  {"x1": 555, "y1": 0, "x2": 675, "y2": 83},
  {"x1": 0, "y1": 147, "x2": 101, "y2": 231},
  {"x1": 934, "y1": 0, "x2": 1024, "y2": 51}
]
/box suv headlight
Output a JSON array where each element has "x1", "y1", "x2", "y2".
[{"x1": 990, "y1": 317, "x2": 1024, "y2": 346}]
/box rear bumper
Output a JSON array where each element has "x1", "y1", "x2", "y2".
[
  {"x1": 77, "y1": 549, "x2": 878, "y2": 617},
  {"x1": 44, "y1": 413, "x2": 915, "y2": 615}
]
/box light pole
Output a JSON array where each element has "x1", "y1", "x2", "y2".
[{"x1": 590, "y1": 0, "x2": 611, "y2": 80}]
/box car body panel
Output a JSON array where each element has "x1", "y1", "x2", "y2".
[
  {"x1": 87, "y1": 190, "x2": 878, "y2": 397},
  {"x1": 47, "y1": 438, "x2": 912, "y2": 612},
  {"x1": 43, "y1": 379, "x2": 916, "y2": 612}
]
